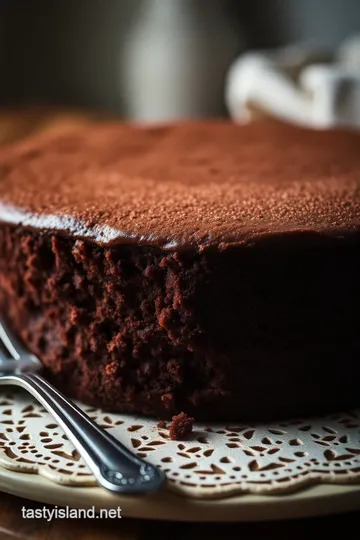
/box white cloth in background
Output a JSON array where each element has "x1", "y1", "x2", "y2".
[{"x1": 226, "y1": 36, "x2": 360, "y2": 129}]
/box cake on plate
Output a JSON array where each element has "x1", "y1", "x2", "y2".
[{"x1": 0, "y1": 121, "x2": 359, "y2": 421}]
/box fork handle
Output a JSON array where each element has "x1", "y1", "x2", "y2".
[{"x1": 0, "y1": 373, "x2": 166, "y2": 495}]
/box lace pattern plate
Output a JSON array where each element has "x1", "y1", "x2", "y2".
[{"x1": 0, "y1": 390, "x2": 360, "y2": 499}]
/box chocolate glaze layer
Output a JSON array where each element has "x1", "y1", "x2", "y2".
[{"x1": 1, "y1": 121, "x2": 360, "y2": 250}]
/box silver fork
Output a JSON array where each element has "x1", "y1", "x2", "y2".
[{"x1": 0, "y1": 318, "x2": 166, "y2": 495}]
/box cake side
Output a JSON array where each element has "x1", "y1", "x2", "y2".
[{"x1": 0, "y1": 223, "x2": 359, "y2": 421}]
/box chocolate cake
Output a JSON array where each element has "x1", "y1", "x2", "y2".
[{"x1": 0, "y1": 121, "x2": 360, "y2": 421}]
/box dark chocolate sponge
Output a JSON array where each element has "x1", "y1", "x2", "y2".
[{"x1": 0, "y1": 121, "x2": 360, "y2": 421}]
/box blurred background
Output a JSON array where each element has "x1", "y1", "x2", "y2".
[{"x1": 0, "y1": 0, "x2": 359, "y2": 132}]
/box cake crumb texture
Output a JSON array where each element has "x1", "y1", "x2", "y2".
[{"x1": 169, "y1": 412, "x2": 194, "y2": 441}]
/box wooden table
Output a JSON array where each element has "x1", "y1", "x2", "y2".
[
  {"x1": 0, "y1": 108, "x2": 358, "y2": 537},
  {"x1": 0, "y1": 491, "x2": 357, "y2": 539}
]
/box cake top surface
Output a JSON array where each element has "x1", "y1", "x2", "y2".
[{"x1": 0, "y1": 121, "x2": 360, "y2": 250}]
